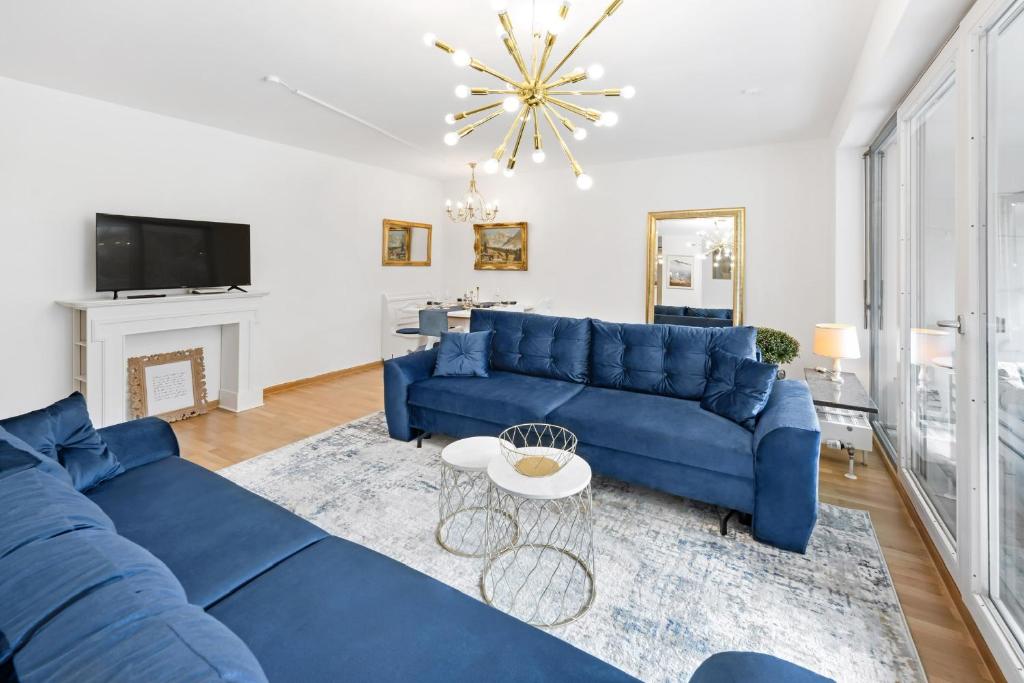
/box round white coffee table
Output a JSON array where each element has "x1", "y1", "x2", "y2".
[
  {"x1": 437, "y1": 436, "x2": 517, "y2": 557},
  {"x1": 480, "y1": 454, "x2": 596, "y2": 627}
]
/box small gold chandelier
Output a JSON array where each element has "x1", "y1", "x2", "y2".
[
  {"x1": 446, "y1": 162, "x2": 499, "y2": 223},
  {"x1": 424, "y1": 0, "x2": 633, "y2": 191}
]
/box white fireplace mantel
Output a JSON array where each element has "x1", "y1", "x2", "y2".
[{"x1": 56, "y1": 290, "x2": 269, "y2": 427}]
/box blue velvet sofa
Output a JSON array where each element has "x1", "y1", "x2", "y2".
[
  {"x1": 0, "y1": 399, "x2": 637, "y2": 682},
  {"x1": 385, "y1": 310, "x2": 821, "y2": 553},
  {"x1": 654, "y1": 305, "x2": 733, "y2": 328}
]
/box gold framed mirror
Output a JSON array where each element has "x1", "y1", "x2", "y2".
[
  {"x1": 645, "y1": 207, "x2": 745, "y2": 325},
  {"x1": 382, "y1": 219, "x2": 432, "y2": 266}
]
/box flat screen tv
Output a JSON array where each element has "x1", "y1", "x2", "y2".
[{"x1": 96, "y1": 213, "x2": 251, "y2": 296}]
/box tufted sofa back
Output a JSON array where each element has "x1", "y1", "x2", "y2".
[
  {"x1": 589, "y1": 320, "x2": 757, "y2": 399},
  {"x1": 470, "y1": 309, "x2": 591, "y2": 383}
]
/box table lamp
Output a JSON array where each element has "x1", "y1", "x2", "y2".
[
  {"x1": 910, "y1": 328, "x2": 953, "y2": 388},
  {"x1": 813, "y1": 323, "x2": 860, "y2": 383}
]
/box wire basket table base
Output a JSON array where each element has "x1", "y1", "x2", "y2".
[
  {"x1": 437, "y1": 460, "x2": 518, "y2": 558},
  {"x1": 480, "y1": 484, "x2": 596, "y2": 627}
]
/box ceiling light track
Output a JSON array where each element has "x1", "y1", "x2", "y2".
[{"x1": 263, "y1": 75, "x2": 422, "y2": 151}]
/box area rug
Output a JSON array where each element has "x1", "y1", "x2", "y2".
[{"x1": 219, "y1": 412, "x2": 925, "y2": 683}]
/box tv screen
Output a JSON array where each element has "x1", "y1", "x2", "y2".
[{"x1": 96, "y1": 214, "x2": 251, "y2": 293}]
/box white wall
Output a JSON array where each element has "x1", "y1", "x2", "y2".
[
  {"x1": 0, "y1": 76, "x2": 443, "y2": 417},
  {"x1": 441, "y1": 139, "x2": 836, "y2": 372}
]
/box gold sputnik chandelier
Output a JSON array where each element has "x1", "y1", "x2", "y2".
[{"x1": 424, "y1": 0, "x2": 633, "y2": 191}]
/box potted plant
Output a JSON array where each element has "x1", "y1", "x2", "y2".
[{"x1": 756, "y1": 327, "x2": 800, "y2": 379}]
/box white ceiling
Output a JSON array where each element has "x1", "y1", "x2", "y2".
[{"x1": 0, "y1": 0, "x2": 880, "y2": 179}]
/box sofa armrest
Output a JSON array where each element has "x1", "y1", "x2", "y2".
[
  {"x1": 751, "y1": 380, "x2": 821, "y2": 552},
  {"x1": 98, "y1": 417, "x2": 181, "y2": 471},
  {"x1": 383, "y1": 348, "x2": 438, "y2": 441}
]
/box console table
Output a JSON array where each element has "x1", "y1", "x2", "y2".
[
  {"x1": 56, "y1": 291, "x2": 268, "y2": 427},
  {"x1": 803, "y1": 369, "x2": 878, "y2": 480}
]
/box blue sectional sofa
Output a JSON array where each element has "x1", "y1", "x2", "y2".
[
  {"x1": 385, "y1": 309, "x2": 822, "y2": 553},
  {"x1": 654, "y1": 305, "x2": 734, "y2": 327},
  {"x1": 0, "y1": 397, "x2": 637, "y2": 682}
]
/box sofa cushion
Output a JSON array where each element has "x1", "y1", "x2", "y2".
[
  {"x1": 434, "y1": 330, "x2": 493, "y2": 377},
  {"x1": 87, "y1": 456, "x2": 328, "y2": 607},
  {"x1": 654, "y1": 304, "x2": 687, "y2": 317},
  {"x1": 209, "y1": 537, "x2": 635, "y2": 683},
  {"x1": 470, "y1": 309, "x2": 591, "y2": 383},
  {"x1": 14, "y1": 577, "x2": 266, "y2": 683},
  {"x1": 0, "y1": 426, "x2": 73, "y2": 485},
  {"x1": 685, "y1": 307, "x2": 733, "y2": 320},
  {"x1": 0, "y1": 528, "x2": 177, "y2": 665},
  {"x1": 590, "y1": 322, "x2": 758, "y2": 400},
  {"x1": 0, "y1": 392, "x2": 124, "y2": 491},
  {"x1": 0, "y1": 467, "x2": 114, "y2": 560},
  {"x1": 701, "y1": 350, "x2": 778, "y2": 431},
  {"x1": 689, "y1": 651, "x2": 833, "y2": 683},
  {"x1": 408, "y1": 370, "x2": 584, "y2": 427},
  {"x1": 548, "y1": 386, "x2": 755, "y2": 479}
]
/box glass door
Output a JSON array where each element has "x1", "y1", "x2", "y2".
[
  {"x1": 906, "y1": 71, "x2": 959, "y2": 542},
  {"x1": 868, "y1": 122, "x2": 902, "y2": 460},
  {"x1": 987, "y1": 0, "x2": 1024, "y2": 647}
]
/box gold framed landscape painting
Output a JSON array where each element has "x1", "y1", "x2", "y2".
[{"x1": 474, "y1": 222, "x2": 528, "y2": 271}]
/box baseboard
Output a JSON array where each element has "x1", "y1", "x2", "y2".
[
  {"x1": 264, "y1": 360, "x2": 383, "y2": 395},
  {"x1": 874, "y1": 435, "x2": 1008, "y2": 683}
]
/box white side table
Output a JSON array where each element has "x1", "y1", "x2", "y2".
[
  {"x1": 480, "y1": 455, "x2": 596, "y2": 627},
  {"x1": 437, "y1": 437, "x2": 517, "y2": 557}
]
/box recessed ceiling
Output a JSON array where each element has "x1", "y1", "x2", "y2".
[{"x1": 0, "y1": 0, "x2": 879, "y2": 179}]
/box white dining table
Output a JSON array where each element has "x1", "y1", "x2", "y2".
[{"x1": 402, "y1": 303, "x2": 532, "y2": 330}]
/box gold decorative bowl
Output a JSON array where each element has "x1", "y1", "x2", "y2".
[{"x1": 499, "y1": 423, "x2": 578, "y2": 477}]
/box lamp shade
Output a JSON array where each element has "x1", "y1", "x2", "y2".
[
  {"x1": 812, "y1": 323, "x2": 861, "y2": 360},
  {"x1": 911, "y1": 328, "x2": 953, "y2": 366}
]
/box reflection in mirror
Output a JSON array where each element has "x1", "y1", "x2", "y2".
[
  {"x1": 382, "y1": 219, "x2": 432, "y2": 266},
  {"x1": 646, "y1": 208, "x2": 744, "y2": 326}
]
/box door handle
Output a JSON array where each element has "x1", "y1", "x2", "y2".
[{"x1": 936, "y1": 315, "x2": 964, "y2": 334}]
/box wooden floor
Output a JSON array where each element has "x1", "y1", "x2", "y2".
[{"x1": 173, "y1": 364, "x2": 996, "y2": 683}]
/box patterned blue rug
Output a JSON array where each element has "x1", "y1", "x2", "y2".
[{"x1": 220, "y1": 412, "x2": 925, "y2": 683}]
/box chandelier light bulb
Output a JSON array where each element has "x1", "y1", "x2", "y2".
[
  {"x1": 621, "y1": 85, "x2": 636, "y2": 99},
  {"x1": 502, "y1": 96, "x2": 520, "y2": 113},
  {"x1": 444, "y1": 132, "x2": 460, "y2": 146},
  {"x1": 599, "y1": 111, "x2": 619, "y2": 127},
  {"x1": 422, "y1": 33, "x2": 436, "y2": 47},
  {"x1": 547, "y1": 17, "x2": 567, "y2": 35},
  {"x1": 454, "y1": 84, "x2": 470, "y2": 99},
  {"x1": 483, "y1": 158, "x2": 500, "y2": 174},
  {"x1": 444, "y1": 113, "x2": 456, "y2": 125},
  {"x1": 532, "y1": 149, "x2": 546, "y2": 163},
  {"x1": 586, "y1": 63, "x2": 605, "y2": 80},
  {"x1": 503, "y1": 167, "x2": 515, "y2": 178},
  {"x1": 452, "y1": 50, "x2": 471, "y2": 68},
  {"x1": 573, "y1": 126, "x2": 588, "y2": 141},
  {"x1": 576, "y1": 173, "x2": 594, "y2": 190},
  {"x1": 457, "y1": 201, "x2": 465, "y2": 209},
  {"x1": 445, "y1": 199, "x2": 452, "y2": 207}
]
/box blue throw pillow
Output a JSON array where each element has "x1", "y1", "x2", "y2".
[
  {"x1": 0, "y1": 393, "x2": 124, "y2": 491},
  {"x1": 0, "y1": 427, "x2": 73, "y2": 485},
  {"x1": 433, "y1": 331, "x2": 493, "y2": 378},
  {"x1": 700, "y1": 350, "x2": 778, "y2": 430}
]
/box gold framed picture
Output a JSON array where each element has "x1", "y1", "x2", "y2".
[
  {"x1": 474, "y1": 222, "x2": 528, "y2": 271},
  {"x1": 382, "y1": 219, "x2": 432, "y2": 266},
  {"x1": 127, "y1": 348, "x2": 210, "y2": 422}
]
